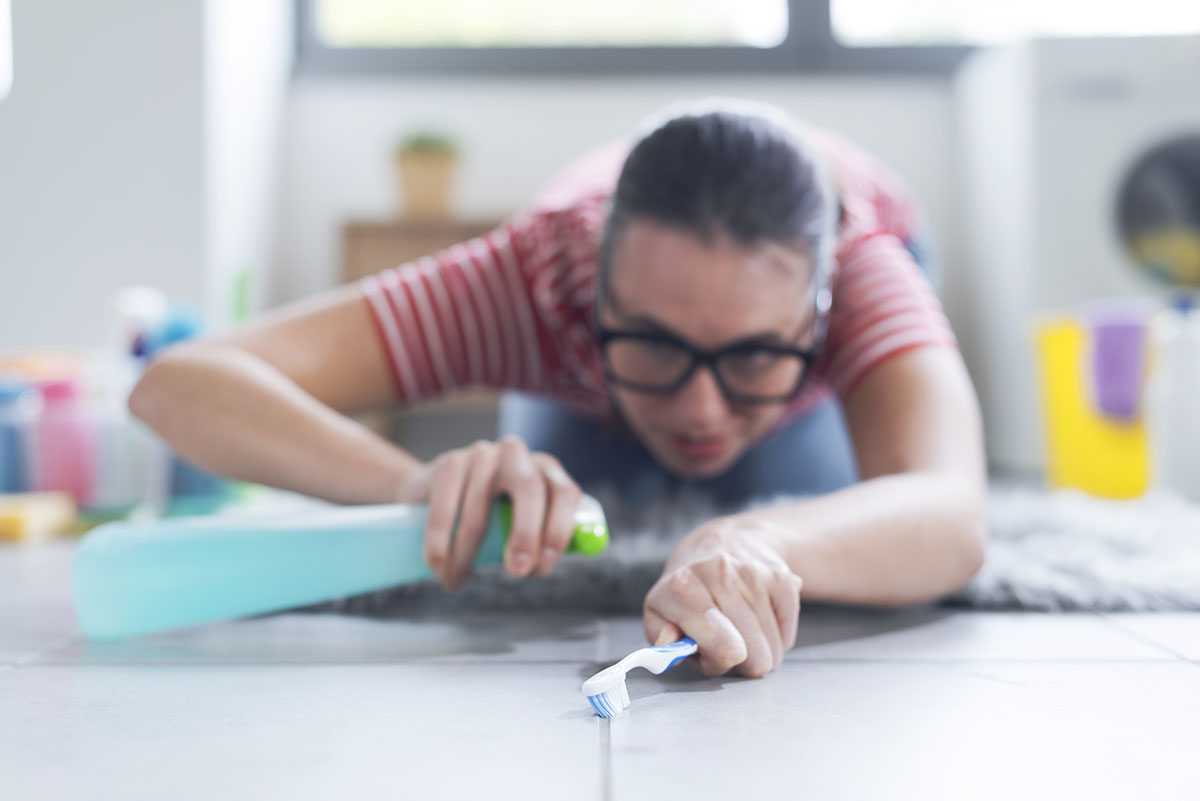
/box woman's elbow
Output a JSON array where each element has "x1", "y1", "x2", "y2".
[
  {"x1": 951, "y1": 492, "x2": 989, "y2": 588},
  {"x1": 960, "y1": 520, "x2": 987, "y2": 581},
  {"x1": 923, "y1": 480, "x2": 988, "y2": 604}
]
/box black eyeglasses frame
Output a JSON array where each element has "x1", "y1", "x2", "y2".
[{"x1": 596, "y1": 290, "x2": 830, "y2": 405}]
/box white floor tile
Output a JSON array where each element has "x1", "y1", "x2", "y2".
[
  {"x1": 1102, "y1": 613, "x2": 1200, "y2": 661},
  {"x1": 607, "y1": 660, "x2": 1200, "y2": 800},
  {"x1": 0, "y1": 541, "x2": 77, "y2": 603},
  {"x1": 0, "y1": 662, "x2": 602, "y2": 801},
  {"x1": 5, "y1": 534, "x2": 1199, "y2": 800},
  {"x1": 0, "y1": 602, "x2": 80, "y2": 657},
  {"x1": 600, "y1": 607, "x2": 1176, "y2": 663},
  {"x1": 0, "y1": 542, "x2": 83, "y2": 661},
  {"x1": 35, "y1": 611, "x2": 604, "y2": 665}
]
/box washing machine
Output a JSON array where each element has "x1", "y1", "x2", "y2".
[{"x1": 955, "y1": 35, "x2": 1200, "y2": 474}]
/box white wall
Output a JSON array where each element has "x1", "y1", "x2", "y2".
[
  {"x1": 277, "y1": 77, "x2": 971, "y2": 347},
  {"x1": 0, "y1": 0, "x2": 12, "y2": 103},
  {"x1": 0, "y1": 0, "x2": 205, "y2": 350},
  {"x1": 0, "y1": 0, "x2": 291, "y2": 351},
  {"x1": 204, "y1": 0, "x2": 293, "y2": 329}
]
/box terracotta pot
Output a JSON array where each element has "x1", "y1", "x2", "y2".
[{"x1": 396, "y1": 151, "x2": 457, "y2": 220}]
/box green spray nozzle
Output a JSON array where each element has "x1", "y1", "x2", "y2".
[{"x1": 497, "y1": 494, "x2": 609, "y2": 557}]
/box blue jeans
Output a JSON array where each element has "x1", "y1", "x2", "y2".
[{"x1": 497, "y1": 393, "x2": 860, "y2": 508}]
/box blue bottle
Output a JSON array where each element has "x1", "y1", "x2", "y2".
[{"x1": 0, "y1": 377, "x2": 37, "y2": 493}]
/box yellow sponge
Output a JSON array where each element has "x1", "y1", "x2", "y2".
[{"x1": 0, "y1": 493, "x2": 78, "y2": 542}]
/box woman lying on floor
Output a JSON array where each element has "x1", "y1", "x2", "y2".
[{"x1": 130, "y1": 98, "x2": 987, "y2": 679}]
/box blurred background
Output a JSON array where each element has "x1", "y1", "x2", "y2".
[{"x1": 2, "y1": 0, "x2": 1199, "y2": 538}]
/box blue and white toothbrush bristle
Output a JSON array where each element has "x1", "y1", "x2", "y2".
[{"x1": 581, "y1": 637, "x2": 698, "y2": 718}]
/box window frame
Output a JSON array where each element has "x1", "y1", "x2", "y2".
[{"x1": 295, "y1": 0, "x2": 975, "y2": 76}]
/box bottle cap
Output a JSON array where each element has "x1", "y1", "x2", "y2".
[{"x1": 497, "y1": 494, "x2": 610, "y2": 556}]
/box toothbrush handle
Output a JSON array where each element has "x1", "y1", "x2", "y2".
[{"x1": 636, "y1": 637, "x2": 699, "y2": 674}]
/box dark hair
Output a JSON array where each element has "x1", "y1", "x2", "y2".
[{"x1": 598, "y1": 101, "x2": 839, "y2": 302}]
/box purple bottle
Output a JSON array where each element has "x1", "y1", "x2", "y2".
[
  {"x1": 1085, "y1": 301, "x2": 1152, "y2": 422},
  {"x1": 33, "y1": 377, "x2": 97, "y2": 507}
]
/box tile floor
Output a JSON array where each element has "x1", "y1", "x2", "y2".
[{"x1": 2, "y1": 541, "x2": 1198, "y2": 800}]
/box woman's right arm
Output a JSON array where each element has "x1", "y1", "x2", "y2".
[
  {"x1": 129, "y1": 284, "x2": 423, "y2": 506},
  {"x1": 133, "y1": 202, "x2": 595, "y2": 590}
]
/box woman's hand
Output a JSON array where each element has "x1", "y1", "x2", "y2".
[
  {"x1": 643, "y1": 515, "x2": 803, "y2": 678},
  {"x1": 397, "y1": 435, "x2": 583, "y2": 593}
]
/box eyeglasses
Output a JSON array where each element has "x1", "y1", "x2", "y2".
[{"x1": 597, "y1": 310, "x2": 827, "y2": 405}]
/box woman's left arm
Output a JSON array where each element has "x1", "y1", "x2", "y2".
[
  {"x1": 735, "y1": 344, "x2": 988, "y2": 606},
  {"x1": 642, "y1": 345, "x2": 987, "y2": 676}
]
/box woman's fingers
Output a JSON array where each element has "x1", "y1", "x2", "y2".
[
  {"x1": 645, "y1": 567, "x2": 747, "y2": 676},
  {"x1": 644, "y1": 555, "x2": 803, "y2": 678},
  {"x1": 444, "y1": 441, "x2": 501, "y2": 591},
  {"x1": 414, "y1": 435, "x2": 584, "y2": 591},
  {"x1": 770, "y1": 572, "x2": 804, "y2": 653},
  {"x1": 738, "y1": 561, "x2": 786, "y2": 670},
  {"x1": 532, "y1": 453, "x2": 582, "y2": 578},
  {"x1": 421, "y1": 454, "x2": 469, "y2": 589},
  {"x1": 643, "y1": 609, "x2": 683, "y2": 647},
  {"x1": 493, "y1": 435, "x2": 547, "y2": 577},
  {"x1": 700, "y1": 555, "x2": 778, "y2": 677}
]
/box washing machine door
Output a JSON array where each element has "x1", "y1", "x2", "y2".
[{"x1": 1117, "y1": 134, "x2": 1200, "y2": 289}]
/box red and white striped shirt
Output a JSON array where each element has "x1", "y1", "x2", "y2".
[{"x1": 361, "y1": 128, "x2": 956, "y2": 435}]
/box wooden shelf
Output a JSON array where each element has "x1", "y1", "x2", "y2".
[{"x1": 342, "y1": 217, "x2": 506, "y2": 284}]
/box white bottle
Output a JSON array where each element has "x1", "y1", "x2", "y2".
[
  {"x1": 82, "y1": 354, "x2": 147, "y2": 515},
  {"x1": 1145, "y1": 298, "x2": 1200, "y2": 502}
]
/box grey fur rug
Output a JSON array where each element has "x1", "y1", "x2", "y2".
[{"x1": 319, "y1": 481, "x2": 1200, "y2": 616}]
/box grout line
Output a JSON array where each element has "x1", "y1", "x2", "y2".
[
  {"x1": 597, "y1": 716, "x2": 612, "y2": 801},
  {"x1": 1097, "y1": 614, "x2": 1193, "y2": 662},
  {"x1": 11, "y1": 633, "x2": 82, "y2": 667},
  {"x1": 12, "y1": 656, "x2": 1193, "y2": 669},
  {"x1": 783, "y1": 657, "x2": 1183, "y2": 664},
  {"x1": 17, "y1": 657, "x2": 603, "y2": 668},
  {"x1": 591, "y1": 623, "x2": 613, "y2": 801}
]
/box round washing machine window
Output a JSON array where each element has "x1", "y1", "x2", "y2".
[{"x1": 1116, "y1": 134, "x2": 1200, "y2": 290}]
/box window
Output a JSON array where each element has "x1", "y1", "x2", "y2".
[
  {"x1": 301, "y1": 0, "x2": 1200, "y2": 75},
  {"x1": 294, "y1": 0, "x2": 968, "y2": 75},
  {"x1": 834, "y1": 0, "x2": 1200, "y2": 46},
  {"x1": 313, "y1": 0, "x2": 790, "y2": 49}
]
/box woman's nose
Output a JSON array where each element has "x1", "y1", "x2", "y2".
[{"x1": 673, "y1": 365, "x2": 730, "y2": 426}]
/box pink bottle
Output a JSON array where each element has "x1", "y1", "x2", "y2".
[{"x1": 33, "y1": 377, "x2": 96, "y2": 507}]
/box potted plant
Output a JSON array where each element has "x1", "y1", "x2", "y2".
[{"x1": 395, "y1": 131, "x2": 459, "y2": 220}]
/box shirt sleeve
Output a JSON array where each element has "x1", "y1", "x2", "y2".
[
  {"x1": 359, "y1": 221, "x2": 550, "y2": 404},
  {"x1": 817, "y1": 233, "x2": 958, "y2": 399}
]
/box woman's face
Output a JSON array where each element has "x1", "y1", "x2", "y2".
[{"x1": 600, "y1": 219, "x2": 818, "y2": 479}]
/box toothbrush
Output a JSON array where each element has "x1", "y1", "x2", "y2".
[
  {"x1": 73, "y1": 494, "x2": 608, "y2": 641},
  {"x1": 581, "y1": 637, "x2": 698, "y2": 718}
]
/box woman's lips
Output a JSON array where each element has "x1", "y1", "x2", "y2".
[{"x1": 671, "y1": 433, "x2": 729, "y2": 459}]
